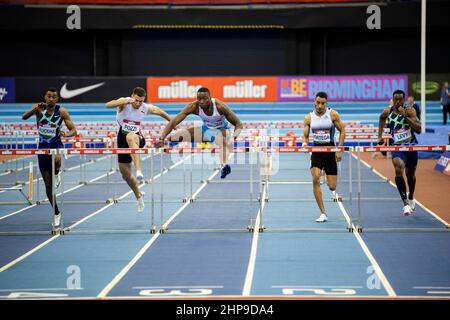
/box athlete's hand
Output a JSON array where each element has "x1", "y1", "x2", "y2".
[
  {"x1": 397, "y1": 105, "x2": 407, "y2": 117},
  {"x1": 155, "y1": 139, "x2": 165, "y2": 148},
  {"x1": 60, "y1": 131, "x2": 66, "y2": 138},
  {"x1": 125, "y1": 97, "x2": 135, "y2": 104},
  {"x1": 37, "y1": 103, "x2": 47, "y2": 110},
  {"x1": 335, "y1": 151, "x2": 342, "y2": 162}
]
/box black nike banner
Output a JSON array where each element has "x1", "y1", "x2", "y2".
[{"x1": 15, "y1": 77, "x2": 147, "y2": 103}]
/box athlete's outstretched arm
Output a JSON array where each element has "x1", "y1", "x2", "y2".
[
  {"x1": 158, "y1": 103, "x2": 195, "y2": 142},
  {"x1": 302, "y1": 114, "x2": 311, "y2": 146},
  {"x1": 105, "y1": 97, "x2": 133, "y2": 109},
  {"x1": 60, "y1": 107, "x2": 77, "y2": 137},
  {"x1": 147, "y1": 104, "x2": 171, "y2": 122},
  {"x1": 216, "y1": 100, "x2": 243, "y2": 140},
  {"x1": 378, "y1": 108, "x2": 390, "y2": 144},
  {"x1": 331, "y1": 110, "x2": 346, "y2": 147}
]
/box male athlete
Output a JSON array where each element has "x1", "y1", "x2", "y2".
[
  {"x1": 303, "y1": 92, "x2": 346, "y2": 222},
  {"x1": 378, "y1": 89, "x2": 421, "y2": 216},
  {"x1": 106, "y1": 87, "x2": 171, "y2": 212},
  {"x1": 156, "y1": 87, "x2": 243, "y2": 179},
  {"x1": 22, "y1": 88, "x2": 77, "y2": 227}
]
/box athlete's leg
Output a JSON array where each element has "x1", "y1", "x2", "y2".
[
  {"x1": 55, "y1": 154, "x2": 61, "y2": 174},
  {"x1": 126, "y1": 132, "x2": 141, "y2": 172},
  {"x1": 311, "y1": 167, "x2": 325, "y2": 214},
  {"x1": 213, "y1": 129, "x2": 230, "y2": 167},
  {"x1": 392, "y1": 156, "x2": 408, "y2": 206},
  {"x1": 326, "y1": 175, "x2": 337, "y2": 192},
  {"x1": 41, "y1": 170, "x2": 60, "y2": 215},
  {"x1": 169, "y1": 127, "x2": 201, "y2": 143},
  {"x1": 119, "y1": 162, "x2": 142, "y2": 200}
]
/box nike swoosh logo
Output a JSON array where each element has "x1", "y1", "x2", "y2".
[{"x1": 60, "y1": 82, "x2": 105, "y2": 99}]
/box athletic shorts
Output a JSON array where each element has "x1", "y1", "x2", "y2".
[
  {"x1": 38, "y1": 140, "x2": 64, "y2": 173},
  {"x1": 310, "y1": 152, "x2": 338, "y2": 175},
  {"x1": 392, "y1": 151, "x2": 418, "y2": 169},
  {"x1": 201, "y1": 124, "x2": 230, "y2": 143},
  {"x1": 117, "y1": 130, "x2": 146, "y2": 164}
]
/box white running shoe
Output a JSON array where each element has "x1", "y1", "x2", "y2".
[
  {"x1": 53, "y1": 214, "x2": 61, "y2": 227},
  {"x1": 403, "y1": 204, "x2": 413, "y2": 216},
  {"x1": 136, "y1": 170, "x2": 144, "y2": 182},
  {"x1": 409, "y1": 199, "x2": 416, "y2": 211},
  {"x1": 137, "y1": 193, "x2": 145, "y2": 213},
  {"x1": 315, "y1": 213, "x2": 328, "y2": 223}
]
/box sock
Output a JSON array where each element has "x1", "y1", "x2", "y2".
[
  {"x1": 407, "y1": 176, "x2": 416, "y2": 200},
  {"x1": 395, "y1": 176, "x2": 408, "y2": 202}
]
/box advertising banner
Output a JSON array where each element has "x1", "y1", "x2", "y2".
[
  {"x1": 147, "y1": 77, "x2": 278, "y2": 103},
  {"x1": 435, "y1": 151, "x2": 450, "y2": 176},
  {"x1": 0, "y1": 78, "x2": 15, "y2": 103},
  {"x1": 15, "y1": 77, "x2": 147, "y2": 103},
  {"x1": 278, "y1": 75, "x2": 408, "y2": 102}
]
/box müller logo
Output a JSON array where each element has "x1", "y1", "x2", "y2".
[
  {"x1": 158, "y1": 81, "x2": 202, "y2": 99},
  {"x1": 223, "y1": 80, "x2": 267, "y2": 98}
]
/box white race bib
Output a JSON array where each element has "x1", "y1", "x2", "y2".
[
  {"x1": 122, "y1": 119, "x2": 140, "y2": 133},
  {"x1": 312, "y1": 129, "x2": 331, "y2": 144},
  {"x1": 38, "y1": 124, "x2": 57, "y2": 138},
  {"x1": 393, "y1": 128, "x2": 412, "y2": 144}
]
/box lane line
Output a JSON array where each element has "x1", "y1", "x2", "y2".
[
  {"x1": 335, "y1": 190, "x2": 397, "y2": 297},
  {"x1": 97, "y1": 157, "x2": 220, "y2": 298},
  {"x1": 0, "y1": 236, "x2": 60, "y2": 273},
  {"x1": 354, "y1": 154, "x2": 449, "y2": 227},
  {"x1": 0, "y1": 155, "x2": 115, "y2": 219},
  {"x1": 242, "y1": 154, "x2": 269, "y2": 296},
  {"x1": 0, "y1": 153, "x2": 177, "y2": 273}
]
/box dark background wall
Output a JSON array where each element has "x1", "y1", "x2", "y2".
[{"x1": 1, "y1": 1, "x2": 449, "y2": 77}]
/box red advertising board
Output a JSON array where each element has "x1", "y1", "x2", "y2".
[{"x1": 147, "y1": 76, "x2": 278, "y2": 103}]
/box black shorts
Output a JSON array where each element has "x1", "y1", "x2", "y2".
[
  {"x1": 310, "y1": 152, "x2": 338, "y2": 175},
  {"x1": 37, "y1": 140, "x2": 64, "y2": 173},
  {"x1": 117, "y1": 130, "x2": 146, "y2": 164}
]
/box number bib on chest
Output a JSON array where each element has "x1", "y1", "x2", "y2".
[
  {"x1": 122, "y1": 119, "x2": 141, "y2": 134},
  {"x1": 312, "y1": 129, "x2": 331, "y2": 144},
  {"x1": 393, "y1": 128, "x2": 412, "y2": 144},
  {"x1": 38, "y1": 124, "x2": 57, "y2": 138}
]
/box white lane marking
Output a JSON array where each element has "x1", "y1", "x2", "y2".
[
  {"x1": 98, "y1": 153, "x2": 224, "y2": 298},
  {"x1": 354, "y1": 154, "x2": 449, "y2": 227},
  {"x1": 335, "y1": 191, "x2": 397, "y2": 297}
]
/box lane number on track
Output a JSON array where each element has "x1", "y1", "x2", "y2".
[
  {"x1": 138, "y1": 287, "x2": 216, "y2": 296},
  {"x1": 6, "y1": 292, "x2": 69, "y2": 299},
  {"x1": 281, "y1": 288, "x2": 357, "y2": 296}
]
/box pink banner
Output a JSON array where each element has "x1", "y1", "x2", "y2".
[{"x1": 278, "y1": 75, "x2": 408, "y2": 102}]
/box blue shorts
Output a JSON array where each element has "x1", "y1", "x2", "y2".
[
  {"x1": 38, "y1": 140, "x2": 64, "y2": 173},
  {"x1": 201, "y1": 124, "x2": 230, "y2": 143},
  {"x1": 392, "y1": 151, "x2": 418, "y2": 169}
]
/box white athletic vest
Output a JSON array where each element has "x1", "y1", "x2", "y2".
[
  {"x1": 309, "y1": 108, "x2": 335, "y2": 146},
  {"x1": 198, "y1": 98, "x2": 228, "y2": 129},
  {"x1": 116, "y1": 100, "x2": 148, "y2": 134}
]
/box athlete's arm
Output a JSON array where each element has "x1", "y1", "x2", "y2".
[
  {"x1": 105, "y1": 97, "x2": 133, "y2": 109},
  {"x1": 158, "y1": 103, "x2": 195, "y2": 143},
  {"x1": 147, "y1": 104, "x2": 171, "y2": 122},
  {"x1": 378, "y1": 108, "x2": 390, "y2": 144},
  {"x1": 22, "y1": 103, "x2": 43, "y2": 120},
  {"x1": 331, "y1": 110, "x2": 346, "y2": 147},
  {"x1": 216, "y1": 100, "x2": 243, "y2": 140},
  {"x1": 60, "y1": 107, "x2": 77, "y2": 137},
  {"x1": 302, "y1": 114, "x2": 311, "y2": 146},
  {"x1": 404, "y1": 107, "x2": 421, "y2": 134}
]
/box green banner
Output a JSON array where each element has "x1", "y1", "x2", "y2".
[{"x1": 408, "y1": 73, "x2": 450, "y2": 101}]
